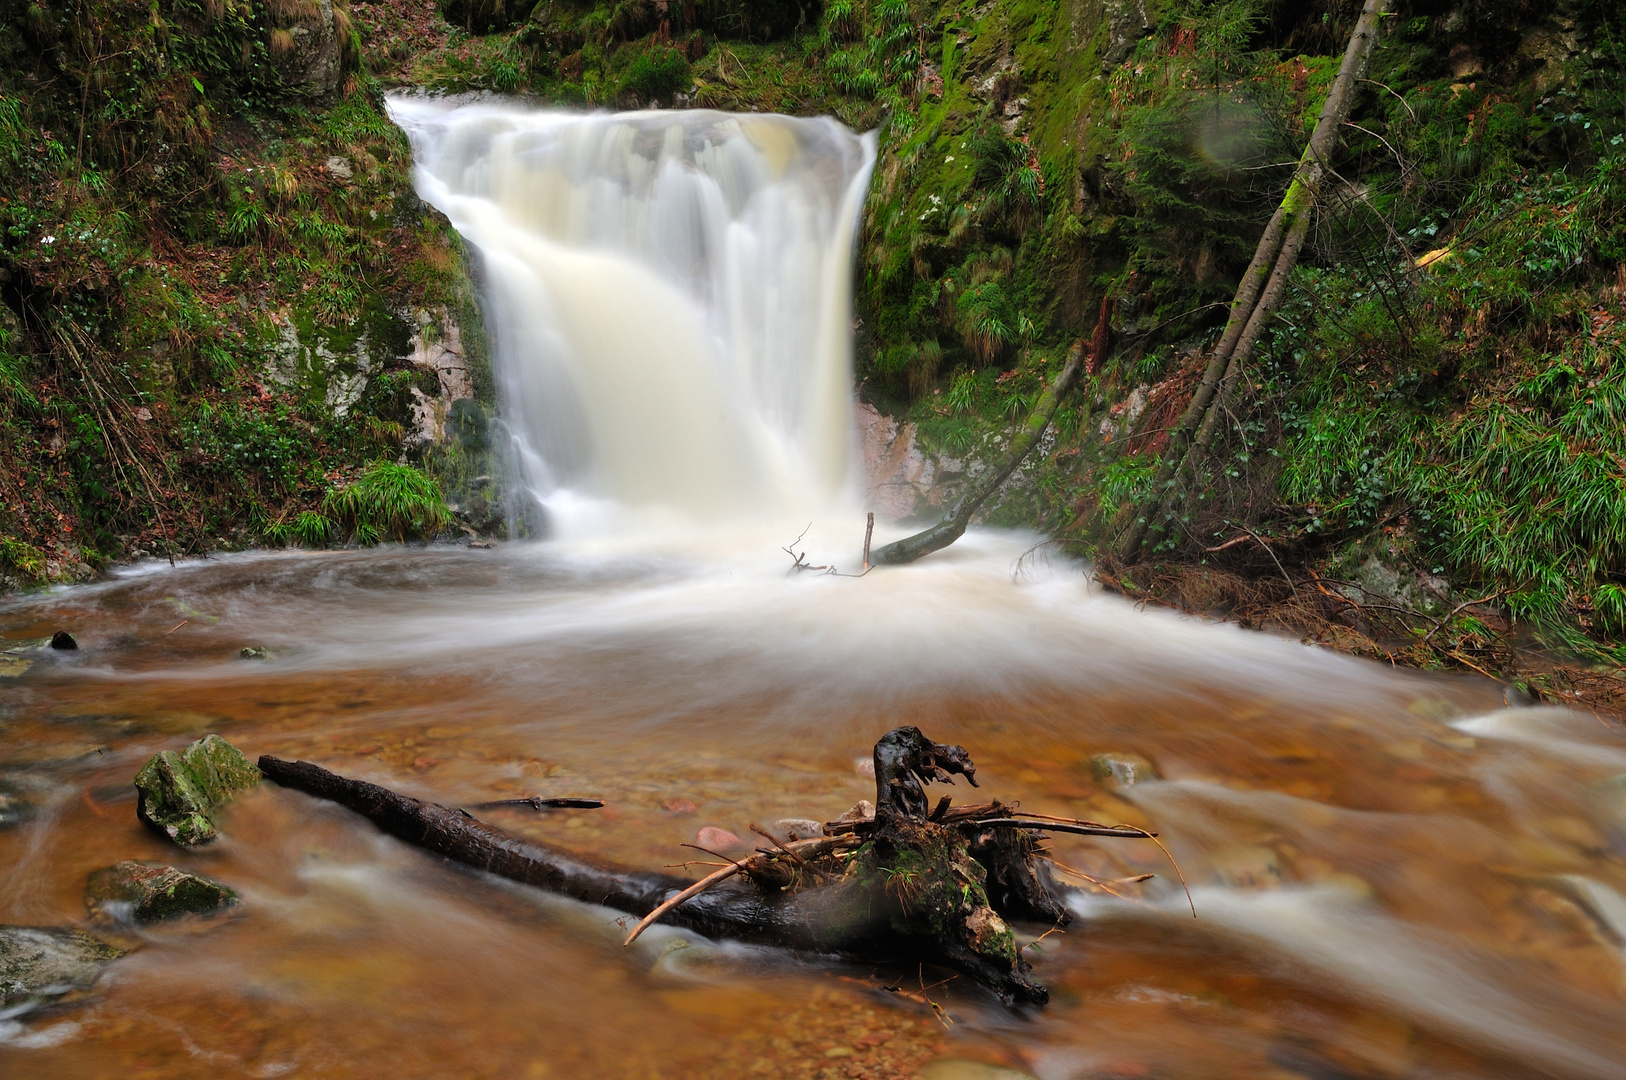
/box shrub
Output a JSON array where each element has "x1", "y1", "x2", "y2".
[{"x1": 323, "y1": 462, "x2": 452, "y2": 544}]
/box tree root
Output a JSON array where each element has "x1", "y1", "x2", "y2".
[{"x1": 257, "y1": 727, "x2": 1159, "y2": 1007}]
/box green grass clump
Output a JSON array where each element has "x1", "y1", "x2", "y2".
[
  {"x1": 323, "y1": 462, "x2": 452, "y2": 545},
  {"x1": 0, "y1": 535, "x2": 46, "y2": 580}
]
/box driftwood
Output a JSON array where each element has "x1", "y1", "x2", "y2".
[{"x1": 258, "y1": 727, "x2": 1157, "y2": 1006}]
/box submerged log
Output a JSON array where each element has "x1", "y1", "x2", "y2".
[{"x1": 257, "y1": 727, "x2": 1139, "y2": 1006}]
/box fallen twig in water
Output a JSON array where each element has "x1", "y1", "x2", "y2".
[{"x1": 468, "y1": 797, "x2": 604, "y2": 811}]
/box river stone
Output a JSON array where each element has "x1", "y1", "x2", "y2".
[
  {"x1": 1087, "y1": 751, "x2": 1160, "y2": 786},
  {"x1": 133, "y1": 734, "x2": 261, "y2": 846},
  {"x1": 86, "y1": 861, "x2": 237, "y2": 924},
  {"x1": 0, "y1": 778, "x2": 37, "y2": 829},
  {"x1": 0, "y1": 636, "x2": 51, "y2": 679},
  {"x1": 0, "y1": 926, "x2": 126, "y2": 1009},
  {"x1": 773, "y1": 817, "x2": 825, "y2": 840}
]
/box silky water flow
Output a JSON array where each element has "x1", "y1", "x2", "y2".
[{"x1": 1, "y1": 100, "x2": 1624, "y2": 1080}]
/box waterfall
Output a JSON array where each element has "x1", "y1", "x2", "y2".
[{"x1": 388, "y1": 97, "x2": 876, "y2": 535}]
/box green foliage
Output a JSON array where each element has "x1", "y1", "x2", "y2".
[
  {"x1": 619, "y1": 46, "x2": 691, "y2": 103},
  {"x1": 263, "y1": 509, "x2": 336, "y2": 548},
  {"x1": 1105, "y1": 1, "x2": 1306, "y2": 333},
  {"x1": 182, "y1": 402, "x2": 307, "y2": 489},
  {"x1": 323, "y1": 462, "x2": 452, "y2": 544},
  {"x1": 0, "y1": 535, "x2": 45, "y2": 580},
  {"x1": 954, "y1": 279, "x2": 1017, "y2": 363}
]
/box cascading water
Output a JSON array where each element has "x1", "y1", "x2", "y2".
[{"x1": 388, "y1": 97, "x2": 875, "y2": 534}]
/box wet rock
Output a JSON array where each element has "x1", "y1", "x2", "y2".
[
  {"x1": 133, "y1": 734, "x2": 261, "y2": 846},
  {"x1": 49, "y1": 631, "x2": 77, "y2": 650},
  {"x1": 0, "y1": 637, "x2": 50, "y2": 679},
  {"x1": 1088, "y1": 752, "x2": 1160, "y2": 787},
  {"x1": 271, "y1": 0, "x2": 343, "y2": 99},
  {"x1": 837, "y1": 799, "x2": 874, "y2": 823},
  {"x1": 1209, "y1": 845, "x2": 1284, "y2": 888},
  {"x1": 238, "y1": 646, "x2": 278, "y2": 661},
  {"x1": 0, "y1": 778, "x2": 38, "y2": 829},
  {"x1": 85, "y1": 861, "x2": 237, "y2": 925},
  {"x1": 694, "y1": 826, "x2": 742, "y2": 850},
  {"x1": 0, "y1": 926, "x2": 126, "y2": 1010},
  {"x1": 916, "y1": 1060, "x2": 1039, "y2": 1080},
  {"x1": 856, "y1": 402, "x2": 936, "y2": 520},
  {"x1": 773, "y1": 818, "x2": 825, "y2": 841}
]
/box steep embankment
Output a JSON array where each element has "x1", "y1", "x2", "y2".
[{"x1": 3, "y1": 1, "x2": 1624, "y2": 697}]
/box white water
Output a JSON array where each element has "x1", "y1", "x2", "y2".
[{"x1": 388, "y1": 97, "x2": 875, "y2": 535}]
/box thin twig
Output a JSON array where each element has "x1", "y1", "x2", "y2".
[
  {"x1": 1421, "y1": 584, "x2": 1518, "y2": 644},
  {"x1": 622, "y1": 863, "x2": 741, "y2": 946},
  {"x1": 1019, "y1": 923, "x2": 1067, "y2": 955},
  {"x1": 1145, "y1": 833, "x2": 1197, "y2": 918},
  {"x1": 974, "y1": 818, "x2": 1158, "y2": 839},
  {"x1": 1358, "y1": 77, "x2": 1416, "y2": 120},
  {"x1": 468, "y1": 796, "x2": 604, "y2": 811},
  {"x1": 680, "y1": 842, "x2": 744, "y2": 868},
  {"x1": 1039, "y1": 854, "x2": 1153, "y2": 905},
  {"x1": 749, "y1": 823, "x2": 807, "y2": 867}
]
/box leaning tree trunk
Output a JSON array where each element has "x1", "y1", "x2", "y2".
[
  {"x1": 1116, "y1": 0, "x2": 1390, "y2": 561},
  {"x1": 871, "y1": 302, "x2": 1110, "y2": 567}
]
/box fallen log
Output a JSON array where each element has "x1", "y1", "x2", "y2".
[
  {"x1": 257, "y1": 727, "x2": 1154, "y2": 1006},
  {"x1": 871, "y1": 340, "x2": 1086, "y2": 566}
]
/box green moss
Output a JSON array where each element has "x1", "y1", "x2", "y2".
[
  {"x1": 85, "y1": 861, "x2": 238, "y2": 923},
  {"x1": 133, "y1": 735, "x2": 261, "y2": 847}
]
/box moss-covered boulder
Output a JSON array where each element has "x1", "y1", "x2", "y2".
[
  {"x1": 133, "y1": 735, "x2": 261, "y2": 847},
  {"x1": 85, "y1": 861, "x2": 238, "y2": 924},
  {"x1": 0, "y1": 926, "x2": 127, "y2": 1010}
]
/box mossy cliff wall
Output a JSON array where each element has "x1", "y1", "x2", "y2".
[{"x1": 4, "y1": 0, "x2": 1625, "y2": 667}]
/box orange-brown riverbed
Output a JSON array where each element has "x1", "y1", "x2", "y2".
[{"x1": 3, "y1": 539, "x2": 1624, "y2": 1079}]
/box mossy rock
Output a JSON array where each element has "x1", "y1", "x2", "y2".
[
  {"x1": 0, "y1": 926, "x2": 127, "y2": 1010},
  {"x1": 85, "y1": 861, "x2": 238, "y2": 924},
  {"x1": 133, "y1": 735, "x2": 261, "y2": 847},
  {"x1": 1087, "y1": 751, "x2": 1159, "y2": 787}
]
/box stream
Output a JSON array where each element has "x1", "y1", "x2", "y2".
[
  {"x1": 4, "y1": 100, "x2": 1626, "y2": 1079},
  {"x1": 3, "y1": 536, "x2": 1625, "y2": 1078}
]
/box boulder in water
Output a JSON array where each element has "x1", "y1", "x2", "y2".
[
  {"x1": 133, "y1": 734, "x2": 261, "y2": 846},
  {"x1": 0, "y1": 926, "x2": 126, "y2": 1011},
  {"x1": 0, "y1": 777, "x2": 39, "y2": 829},
  {"x1": 50, "y1": 631, "x2": 77, "y2": 650},
  {"x1": 85, "y1": 861, "x2": 238, "y2": 924},
  {"x1": 1087, "y1": 751, "x2": 1160, "y2": 787}
]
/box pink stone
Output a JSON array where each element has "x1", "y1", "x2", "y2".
[{"x1": 695, "y1": 826, "x2": 741, "y2": 850}]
